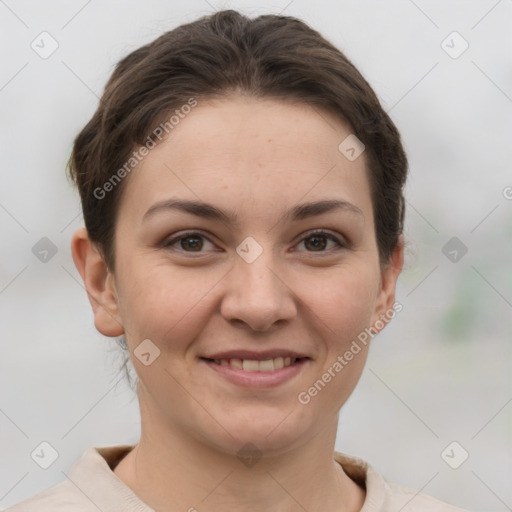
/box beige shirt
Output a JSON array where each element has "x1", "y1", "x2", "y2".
[{"x1": 5, "y1": 445, "x2": 469, "y2": 511}]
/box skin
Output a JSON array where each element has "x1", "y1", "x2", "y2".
[{"x1": 72, "y1": 94, "x2": 403, "y2": 512}]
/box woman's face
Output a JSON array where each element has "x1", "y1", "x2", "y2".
[{"x1": 95, "y1": 96, "x2": 401, "y2": 455}]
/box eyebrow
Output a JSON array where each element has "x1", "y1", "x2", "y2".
[{"x1": 142, "y1": 198, "x2": 364, "y2": 225}]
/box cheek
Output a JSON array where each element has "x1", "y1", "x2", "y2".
[
  {"x1": 117, "y1": 248, "x2": 380, "y2": 353},
  {"x1": 299, "y1": 262, "x2": 380, "y2": 344},
  {"x1": 117, "y1": 259, "x2": 221, "y2": 349},
  {"x1": 296, "y1": 265, "x2": 377, "y2": 411}
]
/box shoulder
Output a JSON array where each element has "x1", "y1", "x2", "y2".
[
  {"x1": 382, "y1": 480, "x2": 470, "y2": 511},
  {"x1": 4, "y1": 445, "x2": 140, "y2": 512},
  {"x1": 334, "y1": 451, "x2": 470, "y2": 512},
  {"x1": 3, "y1": 480, "x2": 97, "y2": 512}
]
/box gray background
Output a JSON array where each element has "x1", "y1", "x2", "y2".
[{"x1": 1, "y1": 1, "x2": 511, "y2": 510}]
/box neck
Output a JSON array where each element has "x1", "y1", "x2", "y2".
[{"x1": 113, "y1": 405, "x2": 365, "y2": 512}]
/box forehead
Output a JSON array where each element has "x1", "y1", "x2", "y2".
[
  {"x1": 118, "y1": 95, "x2": 373, "y2": 225},
  {"x1": 160, "y1": 96, "x2": 350, "y2": 167}
]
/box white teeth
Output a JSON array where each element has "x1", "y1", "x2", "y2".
[
  {"x1": 259, "y1": 359, "x2": 274, "y2": 372},
  {"x1": 230, "y1": 358, "x2": 243, "y2": 369},
  {"x1": 273, "y1": 357, "x2": 284, "y2": 370},
  {"x1": 214, "y1": 356, "x2": 299, "y2": 372},
  {"x1": 242, "y1": 360, "x2": 260, "y2": 372}
]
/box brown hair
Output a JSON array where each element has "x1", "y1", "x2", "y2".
[{"x1": 67, "y1": 9, "x2": 407, "y2": 271}]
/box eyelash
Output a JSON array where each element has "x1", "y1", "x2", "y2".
[{"x1": 162, "y1": 229, "x2": 347, "y2": 255}]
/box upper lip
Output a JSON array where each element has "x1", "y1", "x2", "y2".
[{"x1": 201, "y1": 350, "x2": 310, "y2": 361}]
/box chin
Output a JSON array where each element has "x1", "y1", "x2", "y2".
[{"x1": 203, "y1": 404, "x2": 315, "y2": 457}]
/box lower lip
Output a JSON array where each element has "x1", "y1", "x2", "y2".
[{"x1": 201, "y1": 359, "x2": 309, "y2": 389}]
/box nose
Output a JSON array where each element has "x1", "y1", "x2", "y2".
[{"x1": 220, "y1": 247, "x2": 297, "y2": 332}]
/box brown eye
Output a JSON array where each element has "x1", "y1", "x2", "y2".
[
  {"x1": 179, "y1": 235, "x2": 203, "y2": 251},
  {"x1": 304, "y1": 234, "x2": 328, "y2": 251},
  {"x1": 297, "y1": 230, "x2": 345, "y2": 252},
  {"x1": 163, "y1": 232, "x2": 215, "y2": 253}
]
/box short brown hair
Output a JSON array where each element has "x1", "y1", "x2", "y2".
[{"x1": 67, "y1": 9, "x2": 407, "y2": 270}]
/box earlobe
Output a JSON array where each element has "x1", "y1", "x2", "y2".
[
  {"x1": 370, "y1": 236, "x2": 405, "y2": 335},
  {"x1": 70, "y1": 227, "x2": 124, "y2": 337}
]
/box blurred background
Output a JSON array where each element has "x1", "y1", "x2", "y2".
[{"x1": 0, "y1": 1, "x2": 511, "y2": 510}]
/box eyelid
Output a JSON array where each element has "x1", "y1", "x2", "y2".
[
  {"x1": 162, "y1": 230, "x2": 217, "y2": 251},
  {"x1": 163, "y1": 228, "x2": 348, "y2": 254},
  {"x1": 292, "y1": 228, "x2": 347, "y2": 251}
]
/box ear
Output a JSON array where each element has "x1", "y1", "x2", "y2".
[
  {"x1": 370, "y1": 235, "x2": 404, "y2": 334},
  {"x1": 70, "y1": 227, "x2": 124, "y2": 337}
]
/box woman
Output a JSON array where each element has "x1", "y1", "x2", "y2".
[{"x1": 7, "y1": 9, "x2": 470, "y2": 512}]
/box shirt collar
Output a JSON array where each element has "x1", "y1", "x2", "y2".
[
  {"x1": 68, "y1": 445, "x2": 385, "y2": 511},
  {"x1": 68, "y1": 445, "x2": 154, "y2": 512}
]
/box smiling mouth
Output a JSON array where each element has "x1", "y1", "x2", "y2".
[{"x1": 201, "y1": 356, "x2": 308, "y2": 372}]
